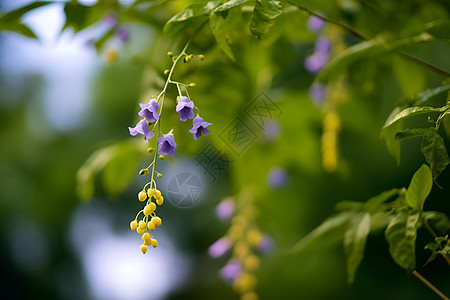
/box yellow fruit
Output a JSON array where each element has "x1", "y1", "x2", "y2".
[
  {"x1": 130, "y1": 220, "x2": 138, "y2": 231},
  {"x1": 144, "y1": 205, "x2": 152, "y2": 216},
  {"x1": 140, "y1": 244, "x2": 148, "y2": 254},
  {"x1": 138, "y1": 191, "x2": 147, "y2": 202},
  {"x1": 151, "y1": 239, "x2": 158, "y2": 248},
  {"x1": 151, "y1": 216, "x2": 162, "y2": 227},
  {"x1": 156, "y1": 197, "x2": 164, "y2": 206},
  {"x1": 142, "y1": 232, "x2": 150, "y2": 241},
  {"x1": 137, "y1": 227, "x2": 145, "y2": 234},
  {"x1": 147, "y1": 222, "x2": 156, "y2": 231},
  {"x1": 149, "y1": 202, "x2": 157, "y2": 211},
  {"x1": 138, "y1": 220, "x2": 146, "y2": 229}
]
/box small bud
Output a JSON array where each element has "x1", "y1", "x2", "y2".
[
  {"x1": 144, "y1": 205, "x2": 152, "y2": 216},
  {"x1": 140, "y1": 244, "x2": 148, "y2": 254},
  {"x1": 154, "y1": 189, "x2": 161, "y2": 199},
  {"x1": 142, "y1": 232, "x2": 151, "y2": 241},
  {"x1": 164, "y1": 69, "x2": 170, "y2": 75},
  {"x1": 167, "y1": 51, "x2": 174, "y2": 57},
  {"x1": 157, "y1": 173, "x2": 162, "y2": 178},
  {"x1": 151, "y1": 239, "x2": 158, "y2": 248},
  {"x1": 139, "y1": 220, "x2": 146, "y2": 229},
  {"x1": 147, "y1": 188, "x2": 155, "y2": 198},
  {"x1": 138, "y1": 191, "x2": 147, "y2": 202},
  {"x1": 159, "y1": 155, "x2": 165, "y2": 160},
  {"x1": 149, "y1": 202, "x2": 157, "y2": 211},
  {"x1": 139, "y1": 169, "x2": 148, "y2": 176},
  {"x1": 137, "y1": 227, "x2": 145, "y2": 234},
  {"x1": 189, "y1": 54, "x2": 194, "y2": 60},
  {"x1": 147, "y1": 221, "x2": 156, "y2": 231},
  {"x1": 188, "y1": 83, "x2": 196, "y2": 87},
  {"x1": 130, "y1": 220, "x2": 138, "y2": 231},
  {"x1": 198, "y1": 54, "x2": 205, "y2": 61},
  {"x1": 151, "y1": 216, "x2": 162, "y2": 227},
  {"x1": 156, "y1": 196, "x2": 164, "y2": 206},
  {"x1": 144, "y1": 238, "x2": 152, "y2": 246},
  {"x1": 147, "y1": 147, "x2": 154, "y2": 153}
]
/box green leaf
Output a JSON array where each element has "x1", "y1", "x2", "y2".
[
  {"x1": 363, "y1": 188, "x2": 400, "y2": 213},
  {"x1": 0, "y1": 23, "x2": 38, "y2": 38},
  {"x1": 393, "y1": 55, "x2": 426, "y2": 96},
  {"x1": 0, "y1": 2, "x2": 51, "y2": 23},
  {"x1": 412, "y1": 85, "x2": 450, "y2": 106},
  {"x1": 425, "y1": 20, "x2": 450, "y2": 41},
  {"x1": 385, "y1": 211, "x2": 421, "y2": 271},
  {"x1": 383, "y1": 106, "x2": 446, "y2": 130},
  {"x1": 292, "y1": 211, "x2": 356, "y2": 253},
  {"x1": 209, "y1": 13, "x2": 235, "y2": 61},
  {"x1": 394, "y1": 128, "x2": 427, "y2": 140},
  {"x1": 405, "y1": 164, "x2": 433, "y2": 209},
  {"x1": 423, "y1": 211, "x2": 450, "y2": 235},
  {"x1": 380, "y1": 114, "x2": 403, "y2": 164},
  {"x1": 214, "y1": 0, "x2": 248, "y2": 13},
  {"x1": 421, "y1": 128, "x2": 450, "y2": 179},
  {"x1": 163, "y1": 2, "x2": 220, "y2": 38},
  {"x1": 249, "y1": 0, "x2": 282, "y2": 39},
  {"x1": 102, "y1": 143, "x2": 141, "y2": 197},
  {"x1": 62, "y1": 2, "x2": 106, "y2": 33},
  {"x1": 344, "y1": 213, "x2": 371, "y2": 284}
]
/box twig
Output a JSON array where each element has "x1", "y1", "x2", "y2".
[{"x1": 412, "y1": 270, "x2": 449, "y2": 300}]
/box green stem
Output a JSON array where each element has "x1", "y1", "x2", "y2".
[
  {"x1": 412, "y1": 270, "x2": 449, "y2": 300},
  {"x1": 289, "y1": 2, "x2": 450, "y2": 77}
]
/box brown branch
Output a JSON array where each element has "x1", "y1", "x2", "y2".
[{"x1": 412, "y1": 270, "x2": 449, "y2": 300}]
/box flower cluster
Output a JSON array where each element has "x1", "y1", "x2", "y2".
[
  {"x1": 128, "y1": 44, "x2": 212, "y2": 253},
  {"x1": 209, "y1": 194, "x2": 273, "y2": 300}
]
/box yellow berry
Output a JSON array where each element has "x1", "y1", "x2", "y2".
[
  {"x1": 144, "y1": 205, "x2": 152, "y2": 216},
  {"x1": 147, "y1": 221, "x2": 156, "y2": 231},
  {"x1": 139, "y1": 220, "x2": 146, "y2": 229},
  {"x1": 154, "y1": 189, "x2": 161, "y2": 199},
  {"x1": 163, "y1": 69, "x2": 170, "y2": 75},
  {"x1": 147, "y1": 189, "x2": 155, "y2": 198},
  {"x1": 137, "y1": 227, "x2": 145, "y2": 234},
  {"x1": 139, "y1": 169, "x2": 148, "y2": 176},
  {"x1": 234, "y1": 241, "x2": 249, "y2": 259},
  {"x1": 130, "y1": 220, "x2": 138, "y2": 231},
  {"x1": 159, "y1": 155, "x2": 164, "y2": 160},
  {"x1": 149, "y1": 202, "x2": 157, "y2": 211},
  {"x1": 157, "y1": 173, "x2": 162, "y2": 178},
  {"x1": 243, "y1": 255, "x2": 260, "y2": 271},
  {"x1": 246, "y1": 230, "x2": 263, "y2": 246},
  {"x1": 151, "y1": 216, "x2": 162, "y2": 227},
  {"x1": 232, "y1": 273, "x2": 257, "y2": 293},
  {"x1": 151, "y1": 239, "x2": 158, "y2": 248},
  {"x1": 147, "y1": 147, "x2": 154, "y2": 153},
  {"x1": 144, "y1": 238, "x2": 151, "y2": 246},
  {"x1": 167, "y1": 51, "x2": 174, "y2": 57},
  {"x1": 142, "y1": 232, "x2": 151, "y2": 241},
  {"x1": 188, "y1": 83, "x2": 196, "y2": 87},
  {"x1": 140, "y1": 244, "x2": 148, "y2": 254},
  {"x1": 138, "y1": 191, "x2": 147, "y2": 202},
  {"x1": 156, "y1": 196, "x2": 164, "y2": 206},
  {"x1": 105, "y1": 48, "x2": 117, "y2": 64},
  {"x1": 198, "y1": 54, "x2": 205, "y2": 61}
]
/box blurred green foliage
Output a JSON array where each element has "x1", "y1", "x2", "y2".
[{"x1": 1, "y1": 0, "x2": 449, "y2": 299}]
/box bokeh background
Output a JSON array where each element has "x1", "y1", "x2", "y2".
[{"x1": 1, "y1": 0, "x2": 449, "y2": 299}]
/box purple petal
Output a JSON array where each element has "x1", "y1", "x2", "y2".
[
  {"x1": 267, "y1": 167, "x2": 289, "y2": 189},
  {"x1": 307, "y1": 16, "x2": 324, "y2": 33},
  {"x1": 305, "y1": 53, "x2": 328, "y2": 73},
  {"x1": 315, "y1": 37, "x2": 331, "y2": 54},
  {"x1": 215, "y1": 198, "x2": 235, "y2": 220},
  {"x1": 158, "y1": 134, "x2": 177, "y2": 157},
  {"x1": 116, "y1": 27, "x2": 130, "y2": 42},
  {"x1": 138, "y1": 99, "x2": 159, "y2": 123},
  {"x1": 219, "y1": 259, "x2": 241, "y2": 283},
  {"x1": 258, "y1": 235, "x2": 275, "y2": 253},
  {"x1": 264, "y1": 120, "x2": 280, "y2": 141},
  {"x1": 208, "y1": 237, "x2": 231, "y2": 258}
]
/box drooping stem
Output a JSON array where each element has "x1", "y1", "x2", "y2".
[
  {"x1": 289, "y1": 2, "x2": 450, "y2": 77},
  {"x1": 423, "y1": 219, "x2": 450, "y2": 266},
  {"x1": 412, "y1": 270, "x2": 449, "y2": 300}
]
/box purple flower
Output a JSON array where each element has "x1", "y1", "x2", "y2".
[
  {"x1": 315, "y1": 37, "x2": 331, "y2": 55},
  {"x1": 309, "y1": 82, "x2": 326, "y2": 107},
  {"x1": 264, "y1": 120, "x2": 280, "y2": 141},
  {"x1": 176, "y1": 96, "x2": 195, "y2": 121},
  {"x1": 208, "y1": 237, "x2": 231, "y2": 258},
  {"x1": 305, "y1": 52, "x2": 328, "y2": 73},
  {"x1": 215, "y1": 198, "x2": 234, "y2": 220},
  {"x1": 258, "y1": 235, "x2": 275, "y2": 254},
  {"x1": 307, "y1": 16, "x2": 324, "y2": 33},
  {"x1": 267, "y1": 167, "x2": 289, "y2": 189},
  {"x1": 116, "y1": 27, "x2": 130, "y2": 42},
  {"x1": 189, "y1": 117, "x2": 212, "y2": 140},
  {"x1": 138, "y1": 99, "x2": 159, "y2": 123},
  {"x1": 158, "y1": 133, "x2": 177, "y2": 157},
  {"x1": 128, "y1": 119, "x2": 154, "y2": 143},
  {"x1": 219, "y1": 259, "x2": 241, "y2": 283},
  {"x1": 104, "y1": 14, "x2": 118, "y2": 27}
]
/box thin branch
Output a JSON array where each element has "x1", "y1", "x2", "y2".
[
  {"x1": 412, "y1": 270, "x2": 449, "y2": 300},
  {"x1": 289, "y1": 2, "x2": 450, "y2": 77}
]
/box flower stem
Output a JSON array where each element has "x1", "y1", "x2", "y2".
[
  {"x1": 289, "y1": 2, "x2": 450, "y2": 77},
  {"x1": 412, "y1": 270, "x2": 449, "y2": 300}
]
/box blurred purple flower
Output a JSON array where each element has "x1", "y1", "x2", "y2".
[
  {"x1": 309, "y1": 82, "x2": 326, "y2": 106},
  {"x1": 315, "y1": 37, "x2": 331, "y2": 54},
  {"x1": 128, "y1": 119, "x2": 154, "y2": 143},
  {"x1": 219, "y1": 259, "x2": 241, "y2": 283},
  {"x1": 104, "y1": 14, "x2": 118, "y2": 27},
  {"x1": 305, "y1": 52, "x2": 328, "y2": 73},
  {"x1": 176, "y1": 96, "x2": 195, "y2": 121},
  {"x1": 258, "y1": 235, "x2": 275, "y2": 254},
  {"x1": 307, "y1": 16, "x2": 324, "y2": 33},
  {"x1": 208, "y1": 237, "x2": 231, "y2": 258},
  {"x1": 267, "y1": 167, "x2": 289, "y2": 189},
  {"x1": 215, "y1": 198, "x2": 234, "y2": 221},
  {"x1": 189, "y1": 117, "x2": 212, "y2": 140},
  {"x1": 116, "y1": 27, "x2": 130, "y2": 42},
  {"x1": 158, "y1": 133, "x2": 177, "y2": 157},
  {"x1": 138, "y1": 99, "x2": 159, "y2": 123},
  {"x1": 264, "y1": 120, "x2": 281, "y2": 141}
]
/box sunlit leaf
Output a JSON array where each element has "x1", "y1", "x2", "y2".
[
  {"x1": 383, "y1": 106, "x2": 446, "y2": 130},
  {"x1": 249, "y1": 0, "x2": 282, "y2": 39},
  {"x1": 363, "y1": 188, "x2": 400, "y2": 213},
  {"x1": 421, "y1": 128, "x2": 450, "y2": 179},
  {"x1": 385, "y1": 211, "x2": 421, "y2": 271},
  {"x1": 425, "y1": 19, "x2": 450, "y2": 41},
  {"x1": 344, "y1": 213, "x2": 371, "y2": 284},
  {"x1": 209, "y1": 12, "x2": 236, "y2": 61},
  {"x1": 405, "y1": 164, "x2": 432, "y2": 209},
  {"x1": 380, "y1": 115, "x2": 403, "y2": 164},
  {"x1": 214, "y1": 0, "x2": 248, "y2": 14}
]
